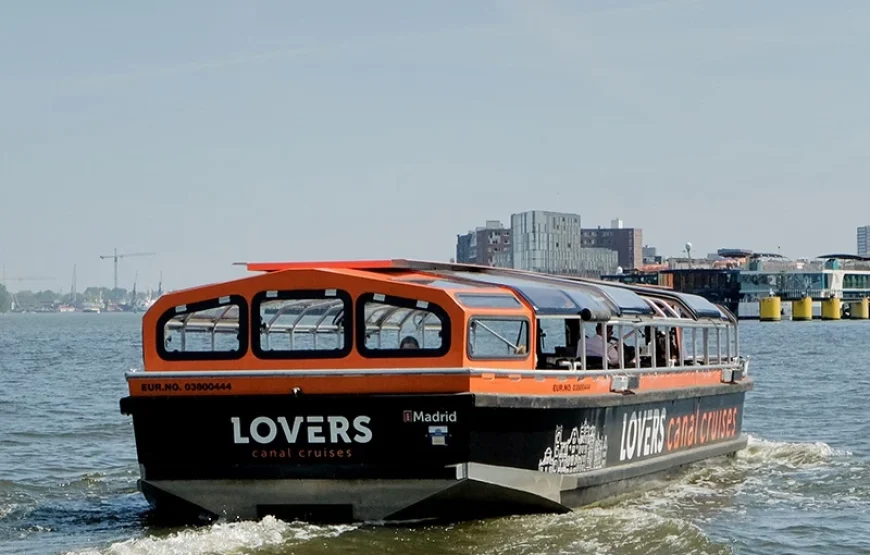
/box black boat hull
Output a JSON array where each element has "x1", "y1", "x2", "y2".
[{"x1": 121, "y1": 381, "x2": 751, "y2": 523}]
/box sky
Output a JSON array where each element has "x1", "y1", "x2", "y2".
[{"x1": 2, "y1": 0, "x2": 869, "y2": 292}]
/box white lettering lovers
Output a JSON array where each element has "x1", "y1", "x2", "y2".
[
  {"x1": 619, "y1": 408, "x2": 666, "y2": 461},
  {"x1": 231, "y1": 415, "x2": 372, "y2": 445}
]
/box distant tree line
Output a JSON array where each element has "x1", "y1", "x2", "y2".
[{"x1": 0, "y1": 285, "x2": 153, "y2": 312}]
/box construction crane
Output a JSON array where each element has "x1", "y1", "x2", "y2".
[
  {"x1": 99, "y1": 249, "x2": 156, "y2": 290},
  {"x1": 1, "y1": 265, "x2": 54, "y2": 288}
]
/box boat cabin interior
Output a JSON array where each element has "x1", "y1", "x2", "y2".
[{"x1": 142, "y1": 260, "x2": 739, "y2": 375}]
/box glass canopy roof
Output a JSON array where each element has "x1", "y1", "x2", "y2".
[{"x1": 441, "y1": 271, "x2": 640, "y2": 318}]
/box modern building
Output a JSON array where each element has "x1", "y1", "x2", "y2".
[
  {"x1": 642, "y1": 245, "x2": 661, "y2": 265},
  {"x1": 510, "y1": 210, "x2": 618, "y2": 276},
  {"x1": 455, "y1": 220, "x2": 512, "y2": 267},
  {"x1": 580, "y1": 223, "x2": 643, "y2": 270},
  {"x1": 858, "y1": 225, "x2": 870, "y2": 257},
  {"x1": 455, "y1": 234, "x2": 473, "y2": 265}
]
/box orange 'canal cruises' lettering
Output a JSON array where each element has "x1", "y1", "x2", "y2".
[{"x1": 666, "y1": 406, "x2": 739, "y2": 451}]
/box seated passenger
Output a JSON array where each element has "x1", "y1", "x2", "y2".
[
  {"x1": 582, "y1": 323, "x2": 620, "y2": 366},
  {"x1": 653, "y1": 328, "x2": 679, "y2": 366},
  {"x1": 399, "y1": 336, "x2": 420, "y2": 349}
]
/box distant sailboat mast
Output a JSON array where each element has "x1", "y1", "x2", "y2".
[{"x1": 58, "y1": 265, "x2": 77, "y2": 311}]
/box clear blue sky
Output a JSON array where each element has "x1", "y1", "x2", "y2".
[{"x1": 2, "y1": 1, "x2": 869, "y2": 292}]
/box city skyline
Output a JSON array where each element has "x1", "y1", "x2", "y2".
[
  {"x1": 4, "y1": 218, "x2": 870, "y2": 293},
  {"x1": 456, "y1": 212, "x2": 870, "y2": 260},
  {"x1": 3, "y1": 2, "x2": 870, "y2": 291}
]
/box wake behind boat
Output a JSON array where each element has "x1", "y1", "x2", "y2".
[{"x1": 119, "y1": 259, "x2": 751, "y2": 524}]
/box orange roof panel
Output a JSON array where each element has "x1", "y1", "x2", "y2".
[{"x1": 243, "y1": 260, "x2": 402, "y2": 273}]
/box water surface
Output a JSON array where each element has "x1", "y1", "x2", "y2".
[{"x1": 0, "y1": 314, "x2": 866, "y2": 554}]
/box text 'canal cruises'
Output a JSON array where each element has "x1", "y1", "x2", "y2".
[{"x1": 119, "y1": 259, "x2": 752, "y2": 523}]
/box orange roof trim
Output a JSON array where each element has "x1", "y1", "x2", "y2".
[{"x1": 238, "y1": 258, "x2": 497, "y2": 274}]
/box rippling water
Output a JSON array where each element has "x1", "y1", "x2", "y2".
[{"x1": 0, "y1": 314, "x2": 867, "y2": 555}]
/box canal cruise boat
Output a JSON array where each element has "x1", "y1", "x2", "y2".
[{"x1": 120, "y1": 259, "x2": 752, "y2": 524}]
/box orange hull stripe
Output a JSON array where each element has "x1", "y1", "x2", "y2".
[{"x1": 128, "y1": 369, "x2": 734, "y2": 397}]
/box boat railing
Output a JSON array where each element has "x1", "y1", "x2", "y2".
[
  {"x1": 166, "y1": 319, "x2": 243, "y2": 333},
  {"x1": 545, "y1": 314, "x2": 745, "y2": 390}
]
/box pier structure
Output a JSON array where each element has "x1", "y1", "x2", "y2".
[
  {"x1": 604, "y1": 254, "x2": 870, "y2": 322},
  {"x1": 756, "y1": 293, "x2": 859, "y2": 322},
  {"x1": 746, "y1": 255, "x2": 870, "y2": 322},
  {"x1": 756, "y1": 293, "x2": 869, "y2": 322}
]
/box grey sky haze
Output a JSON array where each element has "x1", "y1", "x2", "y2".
[{"x1": 2, "y1": 1, "x2": 869, "y2": 292}]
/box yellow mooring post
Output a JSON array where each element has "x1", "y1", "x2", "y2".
[
  {"x1": 760, "y1": 296, "x2": 781, "y2": 322},
  {"x1": 849, "y1": 298, "x2": 869, "y2": 320},
  {"x1": 792, "y1": 297, "x2": 813, "y2": 321},
  {"x1": 822, "y1": 297, "x2": 842, "y2": 320}
]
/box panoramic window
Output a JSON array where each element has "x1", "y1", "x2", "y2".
[
  {"x1": 357, "y1": 293, "x2": 450, "y2": 357},
  {"x1": 158, "y1": 295, "x2": 248, "y2": 360},
  {"x1": 468, "y1": 318, "x2": 529, "y2": 359},
  {"x1": 252, "y1": 289, "x2": 352, "y2": 359}
]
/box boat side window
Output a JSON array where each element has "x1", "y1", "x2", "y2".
[
  {"x1": 537, "y1": 318, "x2": 567, "y2": 356},
  {"x1": 468, "y1": 317, "x2": 530, "y2": 359},
  {"x1": 252, "y1": 289, "x2": 352, "y2": 359},
  {"x1": 536, "y1": 317, "x2": 582, "y2": 369},
  {"x1": 157, "y1": 295, "x2": 248, "y2": 361},
  {"x1": 356, "y1": 293, "x2": 451, "y2": 358}
]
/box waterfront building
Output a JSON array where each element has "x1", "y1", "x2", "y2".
[
  {"x1": 455, "y1": 220, "x2": 512, "y2": 267},
  {"x1": 510, "y1": 210, "x2": 618, "y2": 276},
  {"x1": 859, "y1": 225, "x2": 870, "y2": 257},
  {"x1": 735, "y1": 262, "x2": 870, "y2": 319},
  {"x1": 580, "y1": 223, "x2": 643, "y2": 269},
  {"x1": 600, "y1": 270, "x2": 663, "y2": 288}
]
